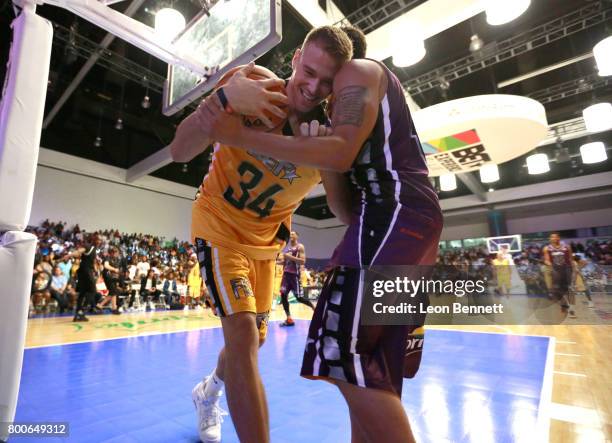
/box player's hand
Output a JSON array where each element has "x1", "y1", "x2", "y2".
[
  {"x1": 222, "y1": 62, "x2": 288, "y2": 128},
  {"x1": 197, "y1": 96, "x2": 244, "y2": 146},
  {"x1": 299, "y1": 119, "x2": 333, "y2": 137}
]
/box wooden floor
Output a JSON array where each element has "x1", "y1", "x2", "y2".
[{"x1": 25, "y1": 304, "x2": 612, "y2": 442}]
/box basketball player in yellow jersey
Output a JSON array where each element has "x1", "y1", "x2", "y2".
[{"x1": 170, "y1": 26, "x2": 352, "y2": 443}]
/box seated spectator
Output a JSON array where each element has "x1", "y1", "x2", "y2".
[
  {"x1": 162, "y1": 271, "x2": 180, "y2": 307},
  {"x1": 31, "y1": 260, "x2": 52, "y2": 313},
  {"x1": 40, "y1": 253, "x2": 53, "y2": 274},
  {"x1": 136, "y1": 255, "x2": 150, "y2": 279},
  {"x1": 140, "y1": 269, "x2": 160, "y2": 310},
  {"x1": 98, "y1": 247, "x2": 121, "y2": 315},
  {"x1": 49, "y1": 266, "x2": 70, "y2": 313}
]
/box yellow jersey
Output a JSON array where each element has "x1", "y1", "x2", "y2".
[
  {"x1": 188, "y1": 262, "x2": 202, "y2": 290},
  {"x1": 192, "y1": 128, "x2": 321, "y2": 260}
]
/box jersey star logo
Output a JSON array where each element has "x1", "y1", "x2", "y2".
[
  {"x1": 279, "y1": 163, "x2": 300, "y2": 184},
  {"x1": 248, "y1": 151, "x2": 301, "y2": 184}
]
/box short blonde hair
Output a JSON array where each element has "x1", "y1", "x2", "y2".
[{"x1": 302, "y1": 25, "x2": 353, "y2": 64}]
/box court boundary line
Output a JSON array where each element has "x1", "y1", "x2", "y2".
[
  {"x1": 427, "y1": 325, "x2": 555, "y2": 339},
  {"x1": 537, "y1": 336, "x2": 555, "y2": 443},
  {"x1": 26, "y1": 320, "x2": 553, "y2": 347},
  {"x1": 25, "y1": 324, "x2": 222, "y2": 349},
  {"x1": 25, "y1": 317, "x2": 297, "y2": 349}
]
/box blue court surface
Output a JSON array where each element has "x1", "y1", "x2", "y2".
[{"x1": 16, "y1": 322, "x2": 552, "y2": 443}]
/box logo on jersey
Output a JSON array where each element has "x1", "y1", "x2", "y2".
[
  {"x1": 248, "y1": 151, "x2": 300, "y2": 184},
  {"x1": 405, "y1": 333, "x2": 424, "y2": 356},
  {"x1": 230, "y1": 278, "x2": 254, "y2": 300}
]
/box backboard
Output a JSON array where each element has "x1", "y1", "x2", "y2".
[
  {"x1": 162, "y1": 0, "x2": 281, "y2": 116},
  {"x1": 486, "y1": 235, "x2": 522, "y2": 254}
]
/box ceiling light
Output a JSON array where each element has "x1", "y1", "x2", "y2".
[
  {"x1": 392, "y1": 44, "x2": 426, "y2": 67},
  {"x1": 594, "y1": 36, "x2": 612, "y2": 76},
  {"x1": 439, "y1": 173, "x2": 457, "y2": 191},
  {"x1": 479, "y1": 163, "x2": 499, "y2": 183},
  {"x1": 391, "y1": 25, "x2": 426, "y2": 67},
  {"x1": 141, "y1": 95, "x2": 151, "y2": 109},
  {"x1": 469, "y1": 34, "x2": 484, "y2": 52},
  {"x1": 526, "y1": 153, "x2": 549, "y2": 174},
  {"x1": 485, "y1": 0, "x2": 531, "y2": 26},
  {"x1": 580, "y1": 142, "x2": 607, "y2": 164},
  {"x1": 582, "y1": 103, "x2": 612, "y2": 132},
  {"x1": 155, "y1": 8, "x2": 186, "y2": 42},
  {"x1": 114, "y1": 117, "x2": 123, "y2": 130},
  {"x1": 93, "y1": 136, "x2": 102, "y2": 148}
]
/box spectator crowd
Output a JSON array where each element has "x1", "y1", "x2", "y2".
[{"x1": 26, "y1": 219, "x2": 610, "y2": 316}]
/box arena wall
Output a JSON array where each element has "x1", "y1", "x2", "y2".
[{"x1": 30, "y1": 149, "x2": 195, "y2": 240}]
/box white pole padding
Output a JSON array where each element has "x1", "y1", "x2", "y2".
[
  {"x1": 0, "y1": 9, "x2": 53, "y2": 231},
  {"x1": 0, "y1": 231, "x2": 37, "y2": 441}
]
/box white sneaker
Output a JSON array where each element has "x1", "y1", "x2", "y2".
[
  {"x1": 195, "y1": 305, "x2": 203, "y2": 312},
  {"x1": 588, "y1": 301, "x2": 595, "y2": 308},
  {"x1": 184, "y1": 305, "x2": 190, "y2": 311},
  {"x1": 192, "y1": 378, "x2": 226, "y2": 443}
]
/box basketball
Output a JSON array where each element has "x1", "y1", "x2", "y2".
[{"x1": 215, "y1": 65, "x2": 287, "y2": 132}]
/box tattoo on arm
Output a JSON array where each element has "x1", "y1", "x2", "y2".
[{"x1": 333, "y1": 86, "x2": 366, "y2": 127}]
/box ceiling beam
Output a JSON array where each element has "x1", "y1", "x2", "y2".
[
  {"x1": 456, "y1": 172, "x2": 488, "y2": 202},
  {"x1": 126, "y1": 145, "x2": 173, "y2": 182},
  {"x1": 497, "y1": 52, "x2": 594, "y2": 89},
  {"x1": 42, "y1": 0, "x2": 146, "y2": 129}
]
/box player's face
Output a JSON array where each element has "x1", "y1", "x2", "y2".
[
  {"x1": 288, "y1": 42, "x2": 340, "y2": 113},
  {"x1": 290, "y1": 231, "x2": 298, "y2": 242},
  {"x1": 550, "y1": 234, "x2": 560, "y2": 245}
]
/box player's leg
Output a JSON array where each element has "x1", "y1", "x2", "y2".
[
  {"x1": 250, "y1": 258, "x2": 275, "y2": 429},
  {"x1": 337, "y1": 380, "x2": 415, "y2": 443},
  {"x1": 192, "y1": 239, "x2": 268, "y2": 442},
  {"x1": 301, "y1": 267, "x2": 414, "y2": 442},
  {"x1": 279, "y1": 273, "x2": 292, "y2": 321},
  {"x1": 295, "y1": 277, "x2": 315, "y2": 310},
  {"x1": 220, "y1": 312, "x2": 268, "y2": 442},
  {"x1": 349, "y1": 410, "x2": 368, "y2": 443},
  {"x1": 212, "y1": 257, "x2": 274, "y2": 442}
]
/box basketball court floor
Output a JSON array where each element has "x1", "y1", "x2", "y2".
[{"x1": 17, "y1": 305, "x2": 612, "y2": 442}]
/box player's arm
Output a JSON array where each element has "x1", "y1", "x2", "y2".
[
  {"x1": 170, "y1": 64, "x2": 287, "y2": 163},
  {"x1": 568, "y1": 245, "x2": 576, "y2": 271},
  {"x1": 285, "y1": 245, "x2": 306, "y2": 265},
  {"x1": 218, "y1": 63, "x2": 288, "y2": 127},
  {"x1": 67, "y1": 247, "x2": 86, "y2": 259},
  {"x1": 542, "y1": 247, "x2": 551, "y2": 266},
  {"x1": 200, "y1": 60, "x2": 384, "y2": 171},
  {"x1": 103, "y1": 260, "x2": 119, "y2": 274},
  {"x1": 321, "y1": 171, "x2": 352, "y2": 225},
  {"x1": 169, "y1": 109, "x2": 212, "y2": 163}
]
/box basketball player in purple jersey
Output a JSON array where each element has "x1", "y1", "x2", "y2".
[
  {"x1": 279, "y1": 231, "x2": 315, "y2": 327},
  {"x1": 199, "y1": 26, "x2": 442, "y2": 442},
  {"x1": 543, "y1": 232, "x2": 576, "y2": 318}
]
